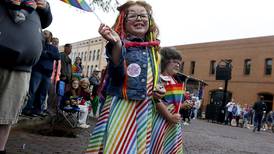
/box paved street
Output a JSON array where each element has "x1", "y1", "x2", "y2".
[
  {"x1": 6, "y1": 116, "x2": 96, "y2": 154},
  {"x1": 6, "y1": 117, "x2": 274, "y2": 154},
  {"x1": 183, "y1": 120, "x2": 274, "y2": 154}
]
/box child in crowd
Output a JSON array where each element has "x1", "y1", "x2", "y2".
[
  {"x1": 79, "y1": 78, "x2": 93, "y2": 115},
  {"x1": 86, "y1": 1, "x2": 164, "y2": 153},
  {"x1": 150, "y1": 47, "x2": 183, "y2": 153},
  {"x1": 4, "y1": 0, "x2": 38, "y2": 24},
  {"x1": 63, "y1": 78, "x2": 90, "y2": 129}
]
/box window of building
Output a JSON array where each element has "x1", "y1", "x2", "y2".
[
  {"x1": 265, "y1": 58, "x2": 272, "y2": 75},
  {"x1": 96, "y1": 49, "x2": 100, "y2": 60},
  {"x1": 84, "y1": 51, "x2": 87, "y2": 61},
  {"x1": 244, "y1": 59, "x2": 251, "y2": 75},
  {"x1": 190, "y1": 61, "x2": 195, "y2": 75},
  {"x1": 92, "y1": 50, "x2": 96, "y2": 61},
  {"x1": 91, "y1": 65, "x2": 93, "y2": 73},
  {"x1": 209, "y1": 60, "x2": 216, "y2": 75},
  {"x1": 89, "y1": 51, "x2": 92, "y2": 61},
  {"x1": 86, "y1": 65, "x2": 89, "y2": 77}
]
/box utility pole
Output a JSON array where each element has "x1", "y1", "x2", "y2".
[{"x1": 216, "y1": 59, "x2": 232, "y2": 123}]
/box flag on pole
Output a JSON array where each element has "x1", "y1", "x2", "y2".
[
  {"x1": 164, "y1": 83, "x2": 185, "y2": 113},
  {"x1": 60, "y1": 0, "x2": 92, "y2": 12}
]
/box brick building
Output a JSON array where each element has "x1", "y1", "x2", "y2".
[{"x1": 174, "y1": 36, "x2": 274, "y2": 112}]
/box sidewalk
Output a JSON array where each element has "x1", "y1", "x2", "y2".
[{"x1": 6, "y1": 115, "x2": 97, "y2": 154}]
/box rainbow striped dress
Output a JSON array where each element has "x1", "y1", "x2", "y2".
[
  {"x1": 86, "y1": 57, "x2": 154, "y2": 154},
  {"x1": 150, "y1": 76, "x2": 184, "y2": 154}
]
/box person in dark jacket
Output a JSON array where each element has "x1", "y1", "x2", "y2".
[
  {"x1": 253, "y1": 96, "x2": 267, "y2": 132},
  {"x1": 0, "y1": 1, "x2": 52, "y2": 153},
  {"x1": 60, "y1": 44, "x2": 73, "y2": 87},
  {"x1": 22, "y1": 30, "x2": 60, "y2": 117}
]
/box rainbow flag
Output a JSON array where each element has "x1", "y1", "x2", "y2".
[
  {"x1": 60, "y1": 0, "x2": 92, "y2": 12},
  {"x1": 163, "y1": 83, "x2": 184, "y2": 113}
]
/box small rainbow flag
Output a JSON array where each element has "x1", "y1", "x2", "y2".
[
  {"x1": 60, "y1": 0, "x2": 92, "y2": 12},
  {"x1": 163, "y1": 83, "x2": 185, "y2": 113}
]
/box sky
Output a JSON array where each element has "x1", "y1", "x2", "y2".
[{"x1": 47, "y1": 0, "x2": 274, "y2": 46}]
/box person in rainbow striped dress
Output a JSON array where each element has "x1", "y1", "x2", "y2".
[
  {"x1": 150, "y1": 47, "x2": 184, "y2": 154},
  {"x1": 86, "y1": 1, "x2": 164, "y2": 153}
]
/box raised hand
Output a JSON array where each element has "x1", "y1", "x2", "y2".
[
  {"x1": 98, "y1": 24, "x2": 120, "y2": 44},
  {"x1": 36, "y1": 0, "x2": 48, "y2": 9}
]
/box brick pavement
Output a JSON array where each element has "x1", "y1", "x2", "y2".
[
  {"x1": 6, "y1": 117, "x2": 274, "y2": 154},
  {"x1": 183, "y1": 120, "x2": 274, "y2": 154},
  {"x1": 6, "y1": 116, "x2": 97, "y2": 154}
]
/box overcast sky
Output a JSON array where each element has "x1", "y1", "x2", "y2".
[{"x1": 47, "y1": 0, "x2": 274, "y2": 46}]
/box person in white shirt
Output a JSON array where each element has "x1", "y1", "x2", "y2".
[{"x1": 226, "y1": 98, "x2": 236, "y2": 125}]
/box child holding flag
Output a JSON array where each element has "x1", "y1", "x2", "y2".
[
  {"x1": 86, "y1": 1, "x2": 164, "y2": 153},
  {"x1": 150, "y1": 47, "x2": 184, "y2": 154}
]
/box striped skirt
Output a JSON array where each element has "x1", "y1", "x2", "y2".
[
  {"x1": 150, "y1": 105, "x2": 184, "y2": 154},
  {"x1": 86, "y1": 95, "x2": 154, "y2": 154}
]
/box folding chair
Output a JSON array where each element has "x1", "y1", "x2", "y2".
[
  {"x1": 61, "y1": 106, "x2": 80, "y2": 128},
  {"x1": 52, "y1": 96, "x2": 81, "y2": 128}
]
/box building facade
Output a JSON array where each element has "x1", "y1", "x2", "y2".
[
  {"x1": 174, "y1": 36, "x2": 274, "y2": 112},
  {"x1": 60, "y1": 36, "x2": 107, "y2": 77}
]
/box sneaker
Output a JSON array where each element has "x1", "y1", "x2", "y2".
[
  {"x1": 79, "y1": 124, "x2": 90, "y2": 129},
  {"x1": 89, "y1": 113, "x2": 94, "y2": 117}
]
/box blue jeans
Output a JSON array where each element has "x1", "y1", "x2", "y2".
[{"x1": 23, "y1": 71, "x2": 51, "y2": 114}]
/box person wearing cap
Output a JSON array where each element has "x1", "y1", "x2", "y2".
[
  {"x1": 89, "y1": 68, "x2": 100, "y2": 94},
  {"x1": 89, "y1": 68, "x2": 100, "y2": 117}
]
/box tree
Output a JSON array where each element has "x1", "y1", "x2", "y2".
[{"x1": 92, "y1": 0, "x2": 120, "y2": 12}]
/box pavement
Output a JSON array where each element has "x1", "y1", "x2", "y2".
[
  {"x1": 183, "y1": 119, "x2": 274, "y2": 154},
  {"x1": 6, "y1": 115, "x2": 97, "y2": 154},
  {"x1": 6, "y1": 116, "x2": 274, "y2": 154}
]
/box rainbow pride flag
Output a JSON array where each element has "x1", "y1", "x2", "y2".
[
  {"x1": 163, "y1": 83, "x2": 184, "y2": 113},
  {"x1": 60, "y1": 0, "x2": 92, "y2": 12}
]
